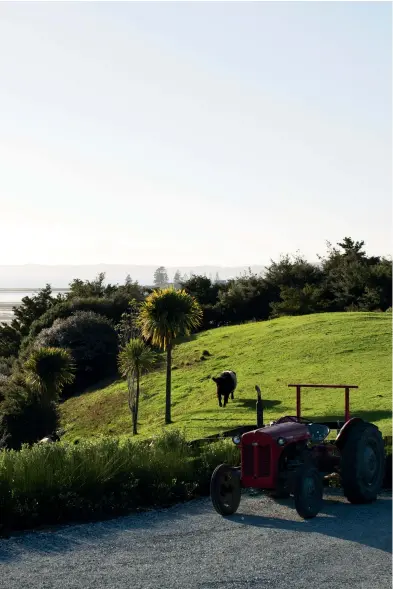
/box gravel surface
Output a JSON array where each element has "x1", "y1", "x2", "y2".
[{"x1": 0, "y1": 491, "x2": 391, "y2": 589}]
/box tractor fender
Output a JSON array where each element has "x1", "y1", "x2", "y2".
[{"x1": 335, "y1": 417, "x2": 371, "y2": 450}]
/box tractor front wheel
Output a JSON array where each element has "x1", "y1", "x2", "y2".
[
  {"x1": 294, "y1": 465, "x2": 323, "y2": 519},
  {"x1": 210, "y1": 464, "x2": 241, "y2": 516},
  {"x1": 340, "y1": 422, "x2": 385, "y2": 504}
]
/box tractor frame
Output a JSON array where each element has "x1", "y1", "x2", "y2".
[{"x1": 210, "y1": 384, "x2": 385, "y2": 519}]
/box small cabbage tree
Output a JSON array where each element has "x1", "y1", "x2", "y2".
[
  {"x1": 138, "y1": 288, "x2": 202, "y2": 424},
  {"x1": 24, "y1": 346, "x2": 76, "y2": 403},
  {"x1": 115, "y1": 298, "x2": 141, "y2": 347},
  {"x1": 117, "y1": 338, "x2": 156, "y2": 434}
]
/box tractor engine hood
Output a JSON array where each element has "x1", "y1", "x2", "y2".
[{"x1": 242, "y1": 421, "x2": 311, "y2": 445}]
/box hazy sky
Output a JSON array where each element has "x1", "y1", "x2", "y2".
[{"x1": 0, "y1": 2, "x2": 391, "y2": 266}]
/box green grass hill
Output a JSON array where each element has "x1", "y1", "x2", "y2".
[{"x1": 60, "y1": 312, "x2": 392, "y2": 441}]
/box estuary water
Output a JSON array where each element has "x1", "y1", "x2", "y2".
[{"x1": 0, "y1": 289, "x2": 68, "y2": 323}]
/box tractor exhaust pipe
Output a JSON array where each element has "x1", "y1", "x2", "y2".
[{"x1": 255, "y1": 385, "x2": 264, "y2": 428}]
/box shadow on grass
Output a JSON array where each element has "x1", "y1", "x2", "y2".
[
  {"x1": 174, "y1": 333, "x2": 199, "y2": 345},
  {"x1": 186, "y1": 416, "x2": 244, "y2": 424},
  {"x1": 234, "y1": 398, "x2": 282, "y2": 411},
  {"x1": 59, "y1": 374, "x2": 122, "y2": 402},
  {"x1": 189, "y1": 400, "x2": 282, "y2": 413},
  {"x1": 307, "y1": 410, "x2": 392, "y2": 424}
]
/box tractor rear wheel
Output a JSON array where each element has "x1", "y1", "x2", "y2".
[
  {"x1": 340, "y1": 422, "x2": 385, "y2": 504},
  {"x1": 294, "y1": 465, "x2": 323, "y2": 519},
  {"x1": 210, "y1": 464, "x2": 241, "y2": 516}
]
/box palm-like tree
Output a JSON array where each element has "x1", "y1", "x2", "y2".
[
  {"x1": 24, "y1": 347, "x2": 76, "y2": 403},
  {"x1": 138, "y1": 288, "x2": 202, "y2": 424},
  {"x1": 117, "y1": 338, "x2": 156, "y2": 434}
]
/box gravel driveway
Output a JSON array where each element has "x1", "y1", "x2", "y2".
[{"x1": 0, "y1": 491, "x2": 391, "y2": 589}]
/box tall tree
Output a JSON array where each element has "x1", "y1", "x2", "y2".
[
  {"x1": 337, "y1": 237, "x2": 366, "y2": 258},
  {"x1": 139, "y1": 288, "x2": 202, "y2": 424},
  {"x1": 67, "y1": 272, "x2": 117, "y2": 299},
  {"x1": 318, "y1": 238, "x2": 376, "y2": 311},
  {"x1": 153, "y1": 267, "x2": 169, "y2": 288},
  {"x1": 117, "y1": 339, "x2": 156, "y2": 434},
  {"x1": 180, "y1": 274, "x2": 219, "y2": 306},
  {"x1": 173, "y1": 270, "x2": 182, "y2": 289},
  {"x1": 11, "y1": 284, "x2": 57, "y2": 336},
  {"x1": 115, "y1": 298, "x2": 141, "y2": 347},
  {"x1": 116, "y1": 275, "x2": 144, "y2": 302}
]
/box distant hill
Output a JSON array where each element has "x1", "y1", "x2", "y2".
[{"x1": 0, "y1": 264, "x2": 266, "y2": 288}]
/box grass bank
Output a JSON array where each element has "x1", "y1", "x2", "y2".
[{"x1": 61, "y1": 312, "x2": 392, "y2": 441}]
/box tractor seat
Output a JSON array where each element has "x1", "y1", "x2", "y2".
[{"x1": 306, "y1": 423, "x2": 330, "y2": 443}]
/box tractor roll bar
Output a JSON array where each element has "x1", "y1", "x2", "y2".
[{"x1": 288, "y1": 384, "x2": 358, "y2": 423}]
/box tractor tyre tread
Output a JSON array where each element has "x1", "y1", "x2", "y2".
[
  {"x1": 210, "y1": 464, "x2": 241, "y2": 516},
  {"x1": 294, "y1": 465, "x2": 323, "y2": 519},
  {"x1": 340, "y1": 421, "x2": 385, "y2": 504}
]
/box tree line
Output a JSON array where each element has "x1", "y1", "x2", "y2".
[
  {"x1": 153, "y1": 266, "x2": 221, "y2": 288},
  {"x1": 180, "y1": 237, "x2": 391, "y2": 330}
]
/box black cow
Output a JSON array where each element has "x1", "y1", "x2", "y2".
[{"x1": 212, "y1": 370, "x2": 237, "y2": 407}]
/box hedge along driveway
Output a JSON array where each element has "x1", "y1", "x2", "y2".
[
  {"x1": 0, "y1": 431, "x2": 239, "y2": 533},
  {"x1": 0, "y1": 431, "x2": 390, "y2": 535}
]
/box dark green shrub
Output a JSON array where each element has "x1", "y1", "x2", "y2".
[
  {"x1": 216, "y1": 272, "x2": 273, "y2": 325},
  {"x1": 199, "y1": 303, "x2": 224, "y2": 330},
  {"x1": 0, "y1": 378, "x2": 59, "y2": 450},
  {"x1": 179, "y1": 275, "x2": 223, "y2": 330},
  {"x1": 149, "y1": 428, "x2": 190, "y2": 456},
  {"x1": 180, "y1": 275, "x2": 220, "y2": 307},
  {"x1": 318, "y1": 239, "x2": 392, "y2": 313},
  {"x1": 0, "y1": 356, "x2": 15, "y2": 379},
  {"x1": 270, "y1": 283, "x2": 329, "y2": 318},
  {"x1": 10, "y1": 285, "x2": 59, "y2": 337},
  {"x1": 66, "y1": 272, "x2": 144, "y2": 302},
  {"x1": 24, "y1": 295, "x2": 134, "y2": 349},
  {"x1": 0, "y1": 431, "x2": 240, "y2": 531},
  {"x1": 0, "y1": 324, "x2": 22, "y2": 358},
  {"x1": 33, "y1": 311, "x2": 119, "y2": 394}
]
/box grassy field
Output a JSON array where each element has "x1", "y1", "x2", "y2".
[{"x1": 60, "y1": 312, "x2": 392, "y2": 441}]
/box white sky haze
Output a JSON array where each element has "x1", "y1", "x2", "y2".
[{"x1": 0, "y1": 2, "x2": 391, "y2": 266}]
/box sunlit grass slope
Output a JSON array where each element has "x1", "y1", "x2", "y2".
[{"x1": 61, "y1": 312, "x2": 392, "y2": 441}]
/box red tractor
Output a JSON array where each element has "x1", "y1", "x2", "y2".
[{"x1": 210, "y1": 384, "x2": 385, "y2": 519}]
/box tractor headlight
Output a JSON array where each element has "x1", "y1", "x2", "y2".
[
  {"x1": 277, "y1": 437, "x2": 286, "y2": 446},
  {"x1": 232, "y1": 435, "x2": 241, "y2": 445}
]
